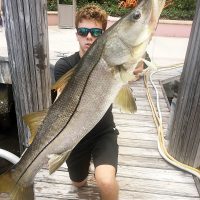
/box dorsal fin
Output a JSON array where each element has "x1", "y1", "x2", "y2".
[
  {"x1": 114, "y1": 85, "x2": 137, "y2": 113},
  {"x1": 52, "y1": 67, "x2": 76, "y2": 91},
  {"x1": 23, "y1": 110, "x2": 48, "y2": 144}
]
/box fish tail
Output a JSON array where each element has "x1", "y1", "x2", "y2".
[
  {"x1": 11, "y1": 184, "x2": 34, "y2": 200},
  {"x1": 0, "y1": 170, "x2": 34, "y2": 200},
  {"x1": 0, "y1": 170, "x2": 14, "y2": 194}
]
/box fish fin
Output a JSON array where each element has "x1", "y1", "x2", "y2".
[
  {"x1": 114, "y1": 85, "x2": 137, "y2": 113},
  {"x1": 23, "y1": 110, "x2": 48, "y2": 144},
  {"x1": 0, "y1": 170, "x2": 14, "y2": 193},
  {"x1": 11, "y1": 184, "x2": 34, "y2": 200},
  {"x1": 52, "y1": 67, "x2": 76, "y2": 91},
  {"x1": 48, "y1": 150, "x2": 71, "y2": 175},
  {"x1": 115, "y1": 65, "x2": 138, "y2": 83},
  {"x1": 0, "y1": 170, "x2": 34, "y2": 200},
  {"x1": 120, "y1": 69, "x2": 137, "y2": 82}
]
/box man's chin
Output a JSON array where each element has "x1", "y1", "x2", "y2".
[{"x1": 84, "y1": 47, "x2": 89, "y2": 52}]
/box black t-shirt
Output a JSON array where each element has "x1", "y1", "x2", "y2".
[
  {"x1": 54, "y1": 52, "x2": 80, "y2": 81},
  {"x1": 54, "y1": 52, "x2": 116, "y2": 135}
]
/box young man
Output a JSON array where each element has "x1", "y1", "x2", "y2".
[{"x1": 54, "y1": 4, "x2": 119, "y2": 200}]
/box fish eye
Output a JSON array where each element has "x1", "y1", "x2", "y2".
[{"x1": 132, "y1": 10, "x2": 141, "y2": 20}]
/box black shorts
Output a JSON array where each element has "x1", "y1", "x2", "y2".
[{"x1": 66, "y1": 127, "x2": 119, "y2": 182}]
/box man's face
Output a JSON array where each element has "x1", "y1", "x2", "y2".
[{"x1": 76, "y1": 19, "x2": 103, "y2": 57}]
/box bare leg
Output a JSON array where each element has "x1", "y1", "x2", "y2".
[
  {"x1": 72, "y1": 179, "x2": 87, "y2": 188},
  {"x1": 95, "y1": 165, "x2": 119, "y2": 200}
]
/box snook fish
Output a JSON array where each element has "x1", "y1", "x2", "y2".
[{"x1": 0, "y1": 0, "x2": 165, "y2": 199}]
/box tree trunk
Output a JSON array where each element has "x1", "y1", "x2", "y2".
[
  {"x1": 168, "y1": 0, "x2": 200, "y2": 168},
  {"x1": 3, "y1": 0, "x2": 51, "y2": 153}
]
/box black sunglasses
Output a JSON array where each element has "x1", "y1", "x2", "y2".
[{"x1": 77, "y1": 28, "x2": 103, "y2": 37}]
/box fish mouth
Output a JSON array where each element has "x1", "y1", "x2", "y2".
[{"x1": 150, "y1": 0, "x2": 166, "y2": 27}]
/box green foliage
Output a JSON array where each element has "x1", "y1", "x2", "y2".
[
  {"x1": 47, "y1": 0, "x2": 57, "y2": 11},
  {"x1": 47, "y1": 0, "x2": 196, "y2": 20},
  {"x1": 160, "y1": 0, "x2": 196, "y2": 20},
  {"x1": 172, "y1": 0, "x2": 196, "y2": 10},
  {"x1": 101, "y1": 1, "x2": 131, "y2": 17},
  {"x1": 161, "y1": 7, "x2": 195, "y2": 20},
  {"x1": 59, "y1": 0, "x2": 73, "y2": 4},
  {"x1": 76, "y1": 0, "x2": 91, "y2": 8},
  {"x1": 76, "y1": 0, "x2": 131, "y2": 17}
]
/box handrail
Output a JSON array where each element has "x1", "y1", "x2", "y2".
[{"x1": 0, "y1": 148, "x2": 20, "y2": 164}]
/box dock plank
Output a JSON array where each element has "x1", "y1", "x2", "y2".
[{"x1": 34, "y1": 67, "x2": 199, "y2": 199}]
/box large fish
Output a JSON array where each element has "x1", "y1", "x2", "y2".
[{"x1": 0, "y1": 0, "x2": 165, "y2": 199}]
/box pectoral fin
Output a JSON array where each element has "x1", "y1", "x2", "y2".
[
  {"x1": 115, "y1": 85, "x2": 137, "y2": 113},
  {"x1": 48, "y1": 150, "x2": 71, "y2": 175},
  {"x1": 52, "y1": 67, "x2": 75, "y2": 91},
  {"x1": 120, "y1": 69, "x2": 137, "y2": 82},
  {"x1": 23, "y1": 110, "x2": 48, "y2": 144},
  {"x1": 114, "y1": 65, "x2": 137, "y2": 82}
]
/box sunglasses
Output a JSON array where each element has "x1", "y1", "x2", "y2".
[{"x1": 77, "y1": 28, "x2": 103, "y2": 37}]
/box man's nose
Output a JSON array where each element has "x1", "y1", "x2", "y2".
[{"x1": 86, "y1": 32, "x2": 93, "y2": 39}]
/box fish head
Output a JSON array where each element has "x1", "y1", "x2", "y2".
[
  {"x1": 117, "y1": 0, "x2": 165, "y2": 45},
  {"x1": 103, "y1": 0, "x2": 166, "y2": 72}
]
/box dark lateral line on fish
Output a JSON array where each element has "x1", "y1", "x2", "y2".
[{"x1": 15, "y1": 55, "x2": 102, "y2": 185}]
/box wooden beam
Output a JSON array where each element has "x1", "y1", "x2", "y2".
[
  {"x1": 3, "y1": 0, "x2": 51, "y2": 152},
  {"x1": 0, "y1": 57, "x2": 11, "y2": 84},
  {"x1": 168, "y1": 0, "x2": 200, "y2": 168}
]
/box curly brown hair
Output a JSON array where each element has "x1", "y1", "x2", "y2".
[{"x1": 75, "y1": 4, "x2": 108, "y2": 31}]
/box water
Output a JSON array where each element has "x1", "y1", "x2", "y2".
[{"x1": 0, "y1": 83, "x2": 20, "y2": 174}]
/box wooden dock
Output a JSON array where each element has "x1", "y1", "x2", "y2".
[{"x1": 34, "y1": 67, "x2": 199, "y2": 199}]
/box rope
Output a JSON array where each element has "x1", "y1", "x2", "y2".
[{"x1": 143, "y1": 64, "x2": 200, "y2": 179}]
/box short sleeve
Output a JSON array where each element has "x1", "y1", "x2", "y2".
[
  {"x1": 54, "y1": 52, "x2": 80, "y2": 81},
  {"x1": 54, "y1": 58, "x2": 72, "y2": 81}
]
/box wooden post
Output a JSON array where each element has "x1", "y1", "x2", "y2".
[
  {"x1": 3, "y1": 0, "x2": 51, "y2": 153},
  {"x1": 168, "y1": 0, "x2": 200, "y2": 168}
]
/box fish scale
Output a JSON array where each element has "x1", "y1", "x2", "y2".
[{"x1": 12, "y1": 38, "x2": 107, "y2": 184}]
